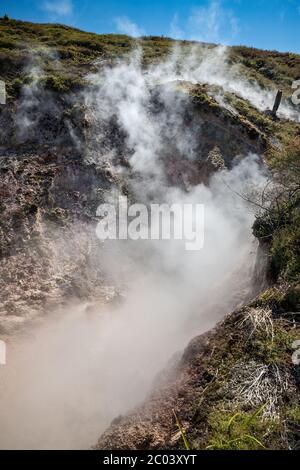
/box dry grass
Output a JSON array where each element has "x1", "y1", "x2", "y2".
[
  {"x1": 229, "y1": 360, "x2": 290, "y2": 419},
  {"x1": 239, "y1": 307, "x2": 274, "y2": 342}
]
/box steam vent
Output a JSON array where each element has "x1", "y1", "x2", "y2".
[{"x1": 0, "y1": 12, "x2": 299, "y2": 455}]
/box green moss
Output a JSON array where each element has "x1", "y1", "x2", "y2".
[
  {"x1": 258, "y1": 287, "x2": 287, "y2": 306},
  {"x1": 10, "y1": 73, "x2": 87, "y2": 96},
  {"x1": 231, "y1": 46, "x2": 300, "y2": 94},
  {"x1": 253, "y1": 136, "x2": 300, "y2": 282},
  {"x1": 205, "y1": 405, "x2": 279, "y2": 450},
  {"x1": 256, "y1": 284, "x2": 300, "y2": 312},
  {"x1": 271, "y1": 219, "x2": 300, "y2": 281},
  {"x1": 284, "y1": 403, "x2": 300, "y2": 422},
  {"x1": 250, "y1": 324, "x2": 298, "y2": 365},
  {"x1": 224, "y1": 92, "x2": 276, "y2": 136},
  {"x1": 40, "y1": 74, "x2": 86, "y2": 92},
  {"x1": 1, "y1": 18, "x2": 299, "y2": 99}
]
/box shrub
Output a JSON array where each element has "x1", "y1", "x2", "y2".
[{"x1": 253, "y1": 138, "x2": 300, "y2": 282}]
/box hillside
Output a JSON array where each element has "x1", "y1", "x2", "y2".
[
  {"x1": 0, "y1": 18, "x2": 299, "y2": 450},
  {"x1": 1, "y1": 17, "x2": 300, "y2": 95}
]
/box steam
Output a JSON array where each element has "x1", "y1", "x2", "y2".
[
  {"x1": 0, "y1": 157, "x2": 265, "y2": 449},
  {"x1": 115, "y1": 16, "x2": 145, "y2": 37},
  {"x1": 0, "y1": 44, "x2": 270, "y2": 449},
  {"x1": 15, "y1": 64, "x2": 43, "y2": 140},
  {"x1": 180, "y1": 44, "x2": 299, "y2": 121},
  {"x1": 94, "y1": 43, "x2": 299, "y2": 123},
  {"x1": 15, "y1": 49, "x2": 81, "y2": 146}
]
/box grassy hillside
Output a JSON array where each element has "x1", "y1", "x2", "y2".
[
  {"x1": 0, "y1": 17, "x2": 172, "y2": 94},
  {"x1": 0, "y1": 17, "x2": 300, "y2": 97}
]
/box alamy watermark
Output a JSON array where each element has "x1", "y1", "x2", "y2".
[
  {"x1": 0, "y1": 340, "x2": 6, "y2": 366},
  {"x1": 96, "y1": 196, "x2": 205, "y2": 251},
  {"x1": 0, "y1": 80, "x2": 6, "y2": 105},
  {"x1": 292, "y1": 80, "x2": 300, "y2": 106},
  {"x1": 292, "y1": 340, "x2": 300, "y2": 366}
]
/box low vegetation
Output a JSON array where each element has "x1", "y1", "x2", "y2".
[
  {"x1": 1, "y1": 16, "x2": 300, "y2": 98},
  {"x1": 254, "y1": 137, "x2": 300, "y2": 282}
]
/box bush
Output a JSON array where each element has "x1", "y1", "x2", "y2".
[{"x1": 253, "y1": 138, "x2": 300, "y2": 282}]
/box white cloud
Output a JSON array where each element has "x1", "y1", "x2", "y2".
[
  {"x1": 42, "y1": 0, "x2": 73, "y2": 17},
  {"x1": 188, "y1": 0, "x2": 239, "y2": 44},
  {"x1": 115, "y1": 16, "x2": 144, "y2": 37}
]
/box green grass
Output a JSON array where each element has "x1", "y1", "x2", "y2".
[
  {"x1": 231, "y1": 46, "x2": 300, "y2": 93},
  {"x1": 255, "y1": 284, "x2": 300, "y2": 311},
  {"x1": 1, "y1": 17, "x2": 300, "y2": 97},
  {"x1": 250, "y1": 325, "x2": 298, "y2": 365},
  {"x1": 173, "y1": 411, "x2": 190, "y2": 450},
  {"x1": 253, "y1": 137, "x2": 300, "y2": 283},
  {"x1": 206, "y1": 404, "x2": 271, "y2": 450}
]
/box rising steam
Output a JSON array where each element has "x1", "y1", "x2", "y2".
[{"x1": 0, "y1": 43, "x2": 270, "y2": 449}]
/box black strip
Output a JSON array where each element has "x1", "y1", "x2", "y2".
[{"x1": 0, "y1": 450, "x2": 297, "y2": 466}]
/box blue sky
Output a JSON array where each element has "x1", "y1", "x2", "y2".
[{"x1": 1, "y1": 0, "x2": 300, "y2": 53}]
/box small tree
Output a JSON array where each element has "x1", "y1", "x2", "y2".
[{"x1": 3, "y1": 14, "x2": 10, "y2": 21}]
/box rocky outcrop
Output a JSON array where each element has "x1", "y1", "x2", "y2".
[
  {"x1": 0, "y1": 72, "x2": 270, "y2": 335},
  {"x1": 0, "y1": 149, "x2": 115, "y2": 334}
]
